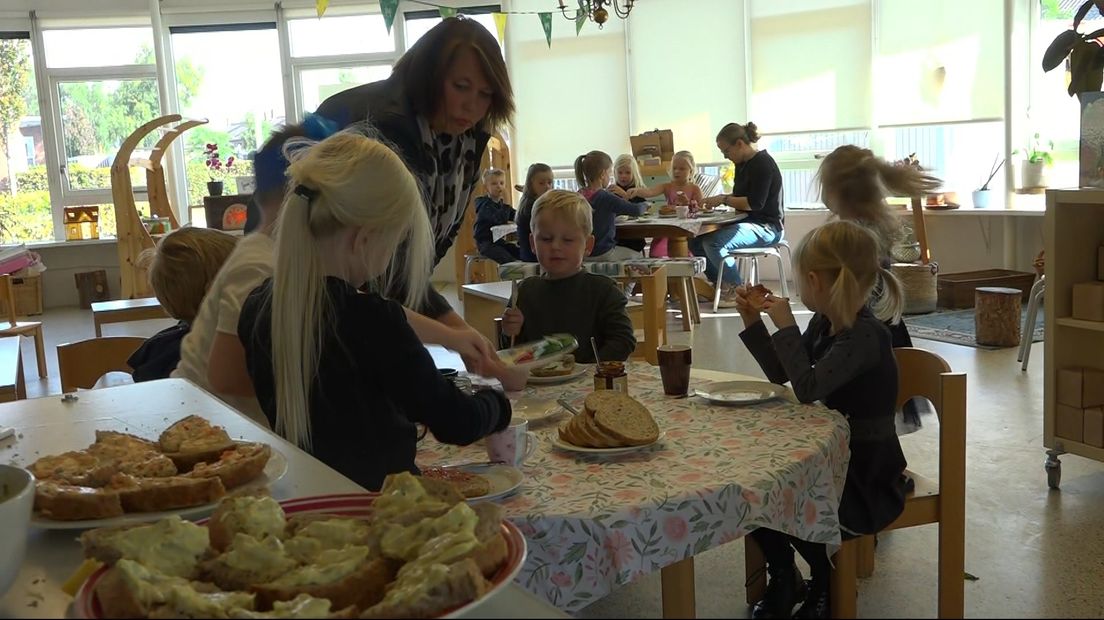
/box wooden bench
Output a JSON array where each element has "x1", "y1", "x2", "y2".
[
  {"x1": 91, "y1": 298, "x2": 169, "y2": 337},
  {"x1": 0, "y1": 336, "x2": 26, "y2": 403}
]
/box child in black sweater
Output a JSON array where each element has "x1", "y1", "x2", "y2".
[{"x1": 474, "y1": 168, "x2": 520, "y2": 264}]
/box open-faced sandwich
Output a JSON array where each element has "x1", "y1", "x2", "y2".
[
  {"x1": 77, "y1": 472, "x2": 513, "y2": 618},
  {"x1": 29, "y1": 416, "x2": 271, "y2": 521},
  {"x1": 745, "y1": 284, "x2": 773, "y2": 311},
  {"x1": 417, "y1": 467, "x2": 492, "y2": 499},
  {"x1": 530, "y1": 354, "x2": 575, "y2": 378},
  {"x1": 558, "y1": 391, "x2": 660, "y2": 449}
]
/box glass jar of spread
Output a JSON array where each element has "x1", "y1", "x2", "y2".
[{"x1": 593, "y1": 361, "x2": 628, "y2": 393}]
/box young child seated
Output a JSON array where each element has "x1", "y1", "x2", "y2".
[
  {"x1": 575, "y1": 150, "x2": 647, "y2": 261},
  {"x1": 500, "y1": 190, "x2": 636, "y2": 364},
  {"x1": 238, "y1": 131, "x2": 512, "y2": 492},
  {"x1": 608, "y1": 154, "x2": 648, "y2": 255},
  {"x1": 473, "y1": 168, "x2": 520, "y2": 264},
  {"x1": 734, "y1": 220, "x2": 908, "y2": 619},
  {"x1": 129, "y1": 227, "x2": 238, "y2": 382},
  {"x1": 629, "y1": 150, "x2": 704, "y2": 257},
  {"x1": 516, "y1": 163, "x2": 554, "y2": 262}
]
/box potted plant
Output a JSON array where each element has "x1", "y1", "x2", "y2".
[
  {"x1": 204, "y1": 143, "x2": 235, "y2": 197},
  {"x1": 1015, "y1": 134, "x2": 1054, "y2": 190},
  {"x1": 973, "y1": 155, "x2": 1004, "y2": 208}
]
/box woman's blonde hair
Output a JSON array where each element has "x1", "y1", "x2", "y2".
[
  {"x1": 614, "y1": 154, "x2": 644, "y2": 188},
  {"x1": 531, "y1": 189, "x2": 593, "y2": 236},
  {"x1": 671, "y1": 150, "x2": 696, "y2": 176},
  {"x1": 816, "y1": 145, "x2": 942, "y2": 254},
  {"x1": 793, "y1": 220, "x2": 903, "y2": 328},
  {"x1": 146, "y1": 227, "x2": 237, "y2": 323},
  {"x1": 269, "y1": 131, "x2": 432, "y2": 450}
]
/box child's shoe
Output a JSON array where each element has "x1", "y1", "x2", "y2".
[
  {"x1": 793, "y1": 583, "x2": 830, "y2": 619},
  {"x1": 750, "y1": 563, "x2": 806, "y2": 619}
]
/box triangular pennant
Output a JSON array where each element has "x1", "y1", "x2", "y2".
[
  {"x1": 539, "y1": 12, "x2": 553, "y2": 48},
  {"x1": 380, "y1": 0, "x2": 399, "y2": 34},
  {"x1": 439, "y1": 6, "x2": 458, "y2": 18},
  {"x1": 575, "y1": 9, "x2": 586, "y2": 35},
  {"x1": 315, "y1": 0, "x2": 329, "y2": 17},
  {"x1": 493, "y1": 12, "x2": 508, "y2": 42}
]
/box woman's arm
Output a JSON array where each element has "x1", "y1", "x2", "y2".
[
  {"x1": 207, "y1": 331, "x2": 256, "y2": 397},
  {"x1": 597, "y1": 190, "x2": 648, "y2": 217}
]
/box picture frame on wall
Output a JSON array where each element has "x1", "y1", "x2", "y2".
[{"x1": 1079, "y1": 92, "x2": 1104, "y2": 188}]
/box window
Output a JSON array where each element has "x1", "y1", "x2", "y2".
[
  {"x1": 288, "y1": 14, "x2": 394, "y2": 56},
  {"x1": 298, "y1": 66, "x2": 393, "y2": 114},
  {"x1": 0, "y1": 35, "x2": 52, "y2": 243},
  {"x1": 760, "y1": 130, "x2": 871, "y2": 208},
  {"x1": 170, "y1": 25, "x2": 285, "y2": 207}
]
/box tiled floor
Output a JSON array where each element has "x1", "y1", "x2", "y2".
[{"x1": 13, "y1": 285, "x2": 1104, "y2": 618}]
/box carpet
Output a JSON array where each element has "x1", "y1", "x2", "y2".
[{"x1": 904, "y1": 306, "x2": 1044, "y2": 349}]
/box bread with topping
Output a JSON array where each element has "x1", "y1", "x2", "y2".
[
  {"x1": 186, "y1": 443, "x2": 271, "y2": 490},
  {"x1": 110, "y1": 474, "x2": 227, "y2": 513},
  {"x1": 159, "y1": 415, "x2": 236, "y2": 470},
  {"x1": 34, "y1": 481, "x2": 124, "y2": 521}
]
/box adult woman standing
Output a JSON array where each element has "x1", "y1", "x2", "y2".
[
  {"x1": 316, "y1": 16, "x2": 514, "y2": 373},
  {"x1": 693, "y1": 122, "x2": 784, "y2": 307}
]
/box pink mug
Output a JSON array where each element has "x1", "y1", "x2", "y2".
[{"x1": 486, "y1": 419, "x2": 537, "y2": 466}]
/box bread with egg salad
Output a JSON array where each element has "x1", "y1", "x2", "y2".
[
  {"x1": 80, "y1": 515, "x2": 212, "y2": 578},
  {"x1": 207, "y1": 493, "x2": 286, "y2": 552},
  {"x1": 94, "y1": 559, "x2": 225, "y2": 619},
  {"x1": 226, "y1": 594, "x2": 358, "y2": 618},
  {"x1": 359, "y1": 558, "x2": 487, "y2": 619},
  {"x1": 159, "y1": 415, "x2": 236, "y2": 470},
  {"x1": 200, "y1": 533, "x2": 300, "y2": 591},
  {"x1": 249, "y1": 547, "x2": 398, "y2": 612}
]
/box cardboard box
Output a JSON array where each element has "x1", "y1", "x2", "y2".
[
  {"x1": 630, "y1": 129, "x2": 674, "y2": 177},
  {"x1": 1057, "y1": 404, "x2": 1085, "y2": 442},
  {"x1": 1058, "y1": 367, "x2": 1104, "y2": 408},
  {"x1": 1072, "y1": 281, "x2": 1104, "y2": 321},
  {"x1": 1084, "y1": 407, "x2": 1104, "y2": 448}
]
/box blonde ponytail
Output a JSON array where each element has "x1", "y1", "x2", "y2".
[{"x1": 794, "y1": 220, "x2": 889, "y2": 329}]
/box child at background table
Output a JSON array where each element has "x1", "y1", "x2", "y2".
[
  {"x1": 473, "y1": 168, "x2": 520, "y2": 264},
  {"x1": 129, "y1": 227, "x2": 238, "y2": 382},
  {"x1": 733, "y1": 220, "x2": 908, "y2": 619},
  {"x1": 516, "y1": 163, "x2": 554, "y2": 262},
  {"x1": 609, "y1": 153, "x2": 648, "y2": 255},
  {"x1": 500, "y1": 190, "x2": 636, "y2": 364},
  {"x1": 237, "y1": 132, "x2": 512, "y2": 492},
  {"x1": 575, "y1": 150, "x2": 648, "y2": 261},
  {"x1": 629, "y1": 150, "x2": 705, "y2": 258}
]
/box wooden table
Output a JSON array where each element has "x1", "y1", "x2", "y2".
[
  {"x1": 0, "y1": 336, "x2": 25, "y2": 403},
  {"x1": 0, "y1": 379, "x2": 568, "y2": 619},
  {"x1": 614, "y1": 211, "x2": 746, "y2": 258},
  {"x1": 91, "y1": 297, "x2": 169, "y2": 337}
]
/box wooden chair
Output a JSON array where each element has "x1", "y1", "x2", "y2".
[
  {"x1": 57, "y1": 337, "x2": 145, "y2": 393},
  {"x1": 0, "y1": 274, "x2": 46, "y2": 378},
  {"x1": 626, "y1": 265, "x2": 668, "y2": 365},
  {"x1": 745, "y1": 347, "x2": 967, "y2": 618}
]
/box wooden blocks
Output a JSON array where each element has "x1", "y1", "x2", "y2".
[
  {"x1": 1084, "y1": 408, "x2": 1104, "y2": 448},
  {"x1": 1072, "y1": 281, "x2": 1104, "y2": 321},
  {"x1": 1057, "y1": 367, "x2": 1104, "y2": 408},
  {"x1": 974, "y1": 286, "x2": 1022, "y2": 347}
]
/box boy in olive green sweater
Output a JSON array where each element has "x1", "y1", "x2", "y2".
[{"x1": 500, "y1": 190, "x2": 636, "y2": 364}]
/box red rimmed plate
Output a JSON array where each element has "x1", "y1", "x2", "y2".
[{"x1": 73, "y1": 493, "x2": 528, "y2": 619}]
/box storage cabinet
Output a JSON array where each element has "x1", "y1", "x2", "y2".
[{"x1": 1043, "y1": 189, "x2": 1104, "y2": 488}]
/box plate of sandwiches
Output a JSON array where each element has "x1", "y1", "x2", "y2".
[
  {"x1": 497, "y1": 333, "x2": 579, "y2": 373},
  {"x1": 73, "y1": 472, "x2": 527, "y2": 619},
  {"x1": 420, "y1": 463, "x2": 524, "y2": 503},
  {"x1": 554, "y1": 391, "x2": 665, "y2": 455},
  {"x1": 693, "y1": 380, "x2": 787, "y2": 406},
  {"x1": 527, "y1": 354, "x2": 588, "y2": 385},
  {"x1": 29, "y1": 415, "x2": 287, "y2": 529}
]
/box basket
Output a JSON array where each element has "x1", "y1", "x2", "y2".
[{"x1": 892, "y1": 262, "x2": 938, "y2": 315}]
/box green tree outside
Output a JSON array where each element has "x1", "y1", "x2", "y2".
[{"x1": 0, "y1": 39, "x2": 30, "y2": 196}]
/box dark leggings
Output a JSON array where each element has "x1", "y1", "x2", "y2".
[
  {"x1": 479, "y1": 241, "x2": 521, "y2": 265},
  {"x1": 750, "y1": 528, "x2": 831, "y2": 590}
]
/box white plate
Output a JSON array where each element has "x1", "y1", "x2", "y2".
[
  {"x1": 509, "y1": 396, "x2": 562, "y2": 423},
  {"x1": 31, "y1": 448, "x2": 289, "y2": 530},
  {"x1": 527, "y1": 364, "x2": 589, "y2": 385},
  {"x1": 694, "y1": 381, "x2": 786, "y2": 406},
  {"x1": 445, "y1": 463, "x2": 524, "y2": 503},
  {"x1": 551, "y1": 431, "x2": 666, "y2": 455}
]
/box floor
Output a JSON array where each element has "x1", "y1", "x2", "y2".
[{"x1": 13, "y1": 284, "x2": 1104, "y2": 618}]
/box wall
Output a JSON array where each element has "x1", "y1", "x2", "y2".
[{"x1": 34, "y1": 241, "x2": 122, "y2": 309}]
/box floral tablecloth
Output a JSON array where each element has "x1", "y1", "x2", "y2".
[{"x1": 417, "y1": 362, "x2": 850, "y2": 612}]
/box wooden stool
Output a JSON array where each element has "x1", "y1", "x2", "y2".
[{"x1": 975, "y1": 286, "x2": 1021, "y2": 346}]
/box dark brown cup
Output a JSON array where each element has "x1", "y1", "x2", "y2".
[{"x1": 657, "y1": 345, "x2": 692, "y2": 396}]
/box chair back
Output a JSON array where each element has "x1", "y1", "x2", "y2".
[
  {"x1": 893, "y1": 347, "x2": 955, "y2": 419},
  {"x1": 57, "y1": 336, "x2": 146, "y2": 393},
  {"x1": 693, "y1": 172, "x2": 722, "y2": 198},
  {"x1": 0, "y1": 275, "x2": 19, "y2": 328}
]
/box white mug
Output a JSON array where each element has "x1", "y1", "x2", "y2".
[
  {"x1": 675, "y1": 205, "x2": 690, "y2": 219},
  {"x1": 486, "y1": 418, "x2": 537, "y2": 466}
]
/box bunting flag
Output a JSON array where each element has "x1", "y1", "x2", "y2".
[
  {"x1": 439, "y1": 6, "x2": 457, "y2": 18},
  {"x1": 493, "y1": 12, "x2": 508, "y2": 42},
  {"x1": 315, "y1": 0, "x2": 328, "y2": 17},
  {"x1": 380, "y1": 0, "x2": 400, "y2": 33},
  {"x1": 575, "y1": 9, "x2": 586, "y2": 35},
  {"x1": 539, "y1": 12, "x2": 553, "y2": 48}
]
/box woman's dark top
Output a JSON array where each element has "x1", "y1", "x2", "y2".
[
  {"x1": 734, "y1": 149, "x2": 784, "y2": 230},
  {"x1": 473, "y1": 196, "x2": 516, "y2": 250},
  {"x1": 238, "y1": 277, "x2": 512, "y2": 492},
  {"x1": 316, "y1": 76, "x2": 491, "y2": 319},
  {"x1": 516, "y1": 194, "x2": 537, "y2": 262},
  {"x1": 740, "y1": 310, "x2": 907, "y2": 535}
]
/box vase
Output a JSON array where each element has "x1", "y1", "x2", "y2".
[
  {"x1": 207, "y1": 181, "x2": 224, "y2": 197},
  {"x1": 1021, "y1": 160, "x2": 1047, "y2": 190},
  {"x1": 971, "y1": 189, "x2": 991, "y2": 209}
]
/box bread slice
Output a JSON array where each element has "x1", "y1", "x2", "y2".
[
  {"x1": 251, "y1": 555, "x2": 398, "y2": 612},
  {"x1": 34, "y1": 480, "x2": 124, "y2": 521},
  {"x1": 581, "y1": 411, "x2": 625, "y2": 448},
  {"x1": 359, "y1": 558, "x2": 487, "y2": 619},
  {"x1": 200, "y1": 533, "x2": 299, "y2": 591},
  {"x1": 81, "y1": 516, "x2": 211, "y2": 577},
  {"x1": 467, "y1": 502, "x2": 509, "y2": 578},
  {"x1": 207, "y1": 493, "x2": 285, "y2": 552},
  {"x1": 593, "y1": 394, "x2": 659, "y2": 446},
  {"x1": 583, "y1": 390, "x2": 629, "y2": 416},
  {"x1": 160, "y1": 415, "x2": 236, "y2": 470},
  {"x1": 146, "y1": 586, "x2": 257, "y2": 618},
  {"x1": 29, "y1": 451, "x2": 116, "y2": 487},
  {"x1": 418, "y1": 467, "x2": 492, "y2": 499},
  {"x1": 225, "y1": 594, "x2": 358, "y2": 618},
  {"x1": 96, "y1": 559, "x2": 236, "y2": 619},
  {"x1": 110, "y1": 474, "x2": 227, "y2": 513},
  {"x1": 186, "y1": 443, "x2": 271, "y2": 490}
]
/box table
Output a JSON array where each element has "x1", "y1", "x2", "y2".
[
  {"x1": 0, "y1": 379, "x2": 567, "y2": 619},
  {"x1": 418, "y1": 362, "x2": 851, "y2": 617},
  {"x1": 893, "y1": 202, "x2": 1045, "y2": 269},
  {"x1": 614, "y1": 211, "x2": 747, "y2": 258},
  {"x1": 90, "y1": 297, "x2": 168, "y2": 337}
]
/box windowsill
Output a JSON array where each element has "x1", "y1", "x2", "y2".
[{"x1": 23, "y1": 237, "x2": 118, "y2": 250}]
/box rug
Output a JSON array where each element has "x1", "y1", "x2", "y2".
[{"x1": 903, "y1": 306, "x2": 1044, "y2": 349}]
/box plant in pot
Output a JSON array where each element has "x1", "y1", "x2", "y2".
[
  {"x1": 973, "y1": 155, "x2": 1004, "y2": 209},
  {"x1": 203, "y1": 143, "x2": 235, "y2": 197},
  {"x1": 1014, "y1": 134, "x2": 1054, "y2": 190}
]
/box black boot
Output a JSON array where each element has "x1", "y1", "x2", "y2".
[
  {"x1": 793, "y1": 582, "x2": 830, "y2": 619},
  {"x1": 750, "y1": 564, "x2": 806, "y2": 619}
]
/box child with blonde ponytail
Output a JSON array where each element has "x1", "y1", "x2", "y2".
[
  {"x1": 733, "y1": 220, "x2": 908, "y2": 619},
  {"x1": 238, "y1": 132, "x2": 512, "y2": 491}
]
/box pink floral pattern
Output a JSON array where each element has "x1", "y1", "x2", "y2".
[{"x1": 418, "y1": 362, "x2": 850, "y2": 612}]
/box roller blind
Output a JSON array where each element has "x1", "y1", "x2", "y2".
[
  {"x1": 748, "y1": 0, "x2": 872, "y2": 134},
  {"x1": 625, "y1": 0, "x2": 746, "y2": 160}
]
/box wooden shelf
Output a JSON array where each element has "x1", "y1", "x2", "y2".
[{"x1": 1056, "y1": 317, "x2": 1104, "y2": 332}]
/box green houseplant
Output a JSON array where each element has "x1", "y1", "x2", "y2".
[{"x1": 1014, "y1": 134, "x2": 1054, "y2": 189}]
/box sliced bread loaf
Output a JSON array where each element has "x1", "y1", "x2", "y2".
[{"x1": 593, "y1": 394, "x2": 660, "y2": 446}]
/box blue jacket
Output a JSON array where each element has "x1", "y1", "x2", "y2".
[
  {"x1": 473, "y1": 196, "x2": 515, "y2": 249},
  {"x1": 581, "y1": 189, "x2": 647, "y2": 256}
]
